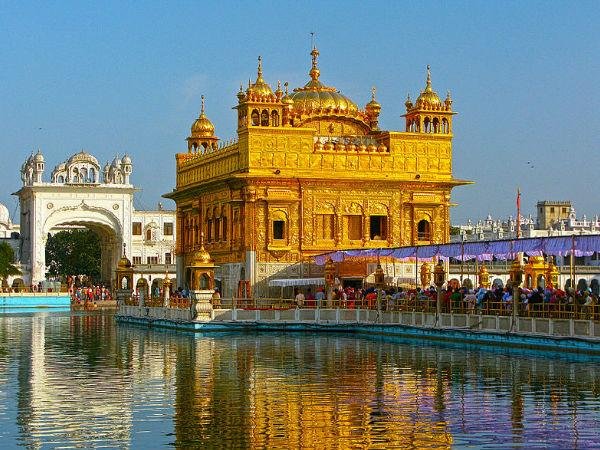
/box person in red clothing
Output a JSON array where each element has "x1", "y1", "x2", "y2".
[{"x1": 305, "y1": 288, "x2": 316, "y2": 308}]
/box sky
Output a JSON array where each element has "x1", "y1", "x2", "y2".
[{"x1": 1, "y1": 1, "x2": 599, "y2": 224}]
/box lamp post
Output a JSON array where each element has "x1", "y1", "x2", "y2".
[
  {"x1": 433, "y1": 258, "x2": 446, "y2": 326},
  {"x1": 324, "y1": 257, "x2": 335, "y2": 309},
  {"x1": 510, "y1": 256, "x2": 523, "y2": 330}
]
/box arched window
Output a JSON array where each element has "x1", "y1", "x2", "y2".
[
  {"x1": 146, "y1": 228, "x2": 153, "y2": 241},
  {"x1": 222, "y1": 216, "x2": 228, "y2": 241},
  {"x1": 423, "y1": 117, "x2": 431, "y2": 133},
  {"x1": 432, "y1": 118, "x2": 440, "y2": 133},
  {"x1": 57, "y1": 175, "x2": 64, "y2": 183},
  {"x1": 207, "y1": 219, "x2": 212, "y2": 242},
  {"x1": 251, "y1": 109, "x2": 259, "y2": 126},
  {"x1": 417, "y1": 219, "x2": 431, "y2": 241},
  {"x1": 261, "y1": 110, "x2": 269, "y2": 126},
  {"x1": 89, "y1": 168, "x2": 96, "y2": 183},
  {"x1": 442, "y1": 118, "x2": 449, "y2": 134},
  {"x1": 271, "y1": 110, "x2": 279, "y2": 127}
]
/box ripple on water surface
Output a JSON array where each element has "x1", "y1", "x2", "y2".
[{"x1": 0, "y1": 310, "x2": 599, "y2": 448}]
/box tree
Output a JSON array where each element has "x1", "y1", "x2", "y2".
[
  {"x1": 0, "y1": 241, "x2": 21, "y2": 286},
  {"x1": 45, "y1": 229, "x2": 101, "y2": 280}
]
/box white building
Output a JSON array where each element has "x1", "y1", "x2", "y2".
[{"x1": 4, "y1": 150, "x2": 176, "y2": 289}]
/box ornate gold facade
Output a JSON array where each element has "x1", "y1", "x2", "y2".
[{"x1": 165, "y1": 48, "x2": 470, "y2": 296}]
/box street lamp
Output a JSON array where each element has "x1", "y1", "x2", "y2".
[
  {"x1": 324, "y1": 257, "x2": 336, "y2": 308},
  {"x1": 510, "y1": 257, "x2": 523, "y2": 328},
  {"x1": 433, "y1": 258, "x2": 446, "y2": 326}
]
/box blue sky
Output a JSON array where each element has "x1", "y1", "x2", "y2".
[{"x1": 1, "y1": 1, "x2": 598, "y2": 224}]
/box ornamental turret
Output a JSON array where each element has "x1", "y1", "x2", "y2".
[
  {"x1": 235, "y1": 56, "x2": 282, "y2": 130},
  {"x1": 187, "y1": 95, "x2": 219, "y2": 154},
  {"x1": 365, "y1": 87, "x2": 381, "y2": 131},
  {"x1": 33, "y1": 150, "x2": 45, "y2": 182},
  {"x1": 403, "y1": 65, "x2": 455, "y2": 134}
]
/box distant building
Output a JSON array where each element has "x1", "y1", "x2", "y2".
[
  {"x1": 536, "y1": 201, "x2": 572, "y2": 229},
  {"x1": 454, "y1": 201, "x2": 599, "y2": 243}
]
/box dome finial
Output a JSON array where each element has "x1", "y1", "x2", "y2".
[
  {"x1": 371, "y1": 86, "x2": 377, "y2": 101},
  {"x1": 200, "y1": 95, "x2": 205, "y2": 115},
  {"x1": 284, "y1": 81, "x2": 289, "y2": 96},
  {"x1": 426, "y1": 65, "x2": 432, "y2": 90},
  {"x1": 310, "y1": 46, "x2": 320, "y2": 80},
  {"x1": 257, "y1": 55, "x2": 263, "y2": 78}
]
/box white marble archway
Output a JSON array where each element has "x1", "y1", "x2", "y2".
[{"x1": 41, "y1": 202, "x2": 124, "y2": 285}]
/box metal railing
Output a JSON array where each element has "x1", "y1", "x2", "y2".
[{"x1": 124, "y1": 294, "x2": 600, "y2": 321}]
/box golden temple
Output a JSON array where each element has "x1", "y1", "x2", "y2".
[{"x1": 165, "y1": 47, "x2": 470, "y2": 297}]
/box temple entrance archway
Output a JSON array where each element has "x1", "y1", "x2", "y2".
[
  {"x1": 40, "y1": 204, "x2": 124, "y2": 286},
  {"x1": 14, "y1": 151, "x2": 135, "y2": 286}
]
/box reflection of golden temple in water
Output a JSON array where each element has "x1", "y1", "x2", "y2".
[
  {"x1": 165, "y1": 47, "x2": 471, "y2": 297},
  {"x1": 164, "y1": 334, "x2": 453, "y2": 448}
]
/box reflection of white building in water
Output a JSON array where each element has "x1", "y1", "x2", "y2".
[{"x1": 3, "y1": 150, "x2": 176, "y2": 288}]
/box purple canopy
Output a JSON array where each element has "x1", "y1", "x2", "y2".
[{"x1": 313, "y1": 235, "x2": 600, "y2": 265}]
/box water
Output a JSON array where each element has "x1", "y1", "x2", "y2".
[{"x1": 0, "y1": 311, "x2": 599, "y2": 449}]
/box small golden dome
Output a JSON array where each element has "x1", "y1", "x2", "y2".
[
  {"x1": 366, "y1": 87, "x2": 381, "y2": 114},
  {"x1": 190, "y1": 245, "x2": 213, "y2": 266},
  {"x1": 191, "y1": 95, "x2": 215, "y2": 137},
  {"x1": 248, "y1": 56, "x2": 274, "y2": 97},
  {"x1": 118, "y1": 255, "x2": 132, "y2": 268},
  {"x1": 416, "y1": 65, "x2": 441, "y2": 107},
  {"x1": 289, "y1": 47, "x2": 358, "y2": 116}
]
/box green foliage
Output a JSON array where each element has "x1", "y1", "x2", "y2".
[
  {"x1": 449, "y1": 226, "x2": 461, "y2": 236},
  {"x1": 0, "y1": 241, "x2": 21, "y2": 282},
  {"x1": 45, "y1": 229, "x2": 101, "y2": 280}
]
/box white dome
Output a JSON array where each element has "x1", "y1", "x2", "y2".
[{"x1": 0, "y1": 203, "x2": 10, "y2": 224}]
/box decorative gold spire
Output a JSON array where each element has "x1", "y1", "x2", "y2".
[
  {"x1": 366, "y1": 86, "x2": 381, "y2": 111},
  {"x1": 190, "y1": 94, "x2": 215, "y2": 137},
  {"x1": 426, "y1": 65, "x2": 432, "y2": 91},
  {"x1": 416, "y1": 65, "x2": 441, "y2": 107},
  {"x1": 310, "y1": 46, "x2": 320, "y2": 81},
  {"x1": 257, "y1": 55, "x2": 263, "y2": 80},
  {"x1": 248, "y1": 55, "x2": 273, "y2": 97}
]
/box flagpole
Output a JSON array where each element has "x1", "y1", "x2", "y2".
[{"x1": 516, "y1": 188, "x2": 521, "y2": 239}]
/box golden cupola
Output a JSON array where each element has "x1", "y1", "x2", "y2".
[
  {"x1": 403, "y1": 65, "x2": 455, "y2": 134},
  {"x1": 247, "y1": 56, "x2": 275, "y2": 100},
  {"x1": 365, "y1": 86, "x2": 381, "y2": 130},
  {"x1": 288, "y1": 47, "x2": 374, "y2": 134},
  {"x1": 415, "y1": 65, "x2": 441, "y2": 108},
  {"x1": 191, "y1": 95, "x2": 215, "y2": 137},
  {"x1": 187, "y1": 95, "x2": 219, "y2": 153}
]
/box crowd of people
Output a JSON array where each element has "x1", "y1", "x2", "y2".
[{"x1": 291, "y1": 283, "x2": 599, "y2": 318}]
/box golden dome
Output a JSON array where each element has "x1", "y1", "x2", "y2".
[
  {"x1": 366, "y1": 87, "x2": 381, "y2": 114},
  {"x1": 248, "y1": 56, "x2": 274, "y2": 97},
  {"x1": 190, "y1": 245, "x2": 213, "y2": 266},
  {"x1": 289, "y1": 47, "x2": 358, "y2": 116},
  {"x1": 416, "y1": 65, "x2": 441, "y2": 107},
  {"x1": 118, "y1": 255, "x2": 132, "y2": 269},
  {"x1": 189, "y1": 233, "x2": 214, "y2": 267},
  {"x1": 191, "y1": 95, "x2": 215, "y2": 137}
]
